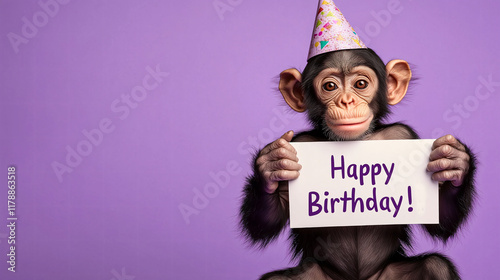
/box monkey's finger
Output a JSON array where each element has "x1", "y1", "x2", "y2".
[
  {"x1": 431, "y1": 170, "x2": 464, "y2": 187},
  {"x1": 429, "y1": 144, "x2": 469, "y2": 162},
  {"x1": 263, "y1": 181, "x2": 279, "y2": 194},
  {"x1": 281, "y1": 130, "x2": 294, "y2": 142},
  {"x1": 266, "y1": 170, "x2": 300, "y2": 183},
  {"x1": 432, "y1": 135, "x2": 466, "y2": 152},
  {"x1": 268, "y1": 145, "x2": 300, "y2": 161},
  {"x1": 257, "y1": 155, "x2": 301, "y2": 176},
  {"x1": 257, "y1": 145, "x2": 299, "y2": 167},
  {"x1": 260, "y1": 131, "x2": 295, "y2": 156},
  {"x1": 266, "y1": 159, "x2": 302, "y2": 173},
  {"x1": 426, "y1": 158, "x2": 469, "y2": 174}
]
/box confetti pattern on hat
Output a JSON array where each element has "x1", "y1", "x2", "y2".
[{"x1": 307, "y1": 0, "x2": 366, "y2": 60}]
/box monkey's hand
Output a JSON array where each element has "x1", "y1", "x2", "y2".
[
  {"x1": 255, "y1": 130, "x2": 302, "y2": 194},
  {"x1": 423, "y1": 135, "x2": 476, "y2": 240},
  {"x1": 240, "y1": 131, "x2": 301, "y2": 243},
  {"x1": 427, "y1": 135, "x2": 470, "y2": 188}
]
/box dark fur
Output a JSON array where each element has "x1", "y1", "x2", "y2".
[{"x1": 240, "y1": 49, "x2": 476, "y2": 280}]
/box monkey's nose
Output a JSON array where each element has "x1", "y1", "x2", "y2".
[{"x1": 339, "y1": 94, "x2": 356, "y2": 109}]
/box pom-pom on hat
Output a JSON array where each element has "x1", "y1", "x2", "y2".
[{"x1": 308, "y1": 0, "x2": 366, "y2": 60}]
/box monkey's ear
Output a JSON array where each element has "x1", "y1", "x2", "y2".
[
  {"x1": 385, "y1": 60, "x2": 412, "y2": 105},
  {"x1": 279, "y1": 68, "x2": 306, "y2": 112}
]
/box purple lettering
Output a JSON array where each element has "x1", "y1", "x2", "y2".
[
  {"x1": 309, "y1": 191, "x2": 322, "y2": 216},
  {"x1": 347, "y1": 164, "x2": 358, "y2": 180},
  {"x1": 331, "y1": 155, "x2": 345, "y2": 179},
  {"x1": 371, "y1": 164, "x2": 381, "y2": 185},
  {"x1": 391, "y1": 196, "x2": 403, "y2": 218},
  {"x1": 324, "y1": 191, "x2": 329, "y2": 213},
  {"x1": 359, "y1": 164, "x2": 370, "y2": 185},
  {"x1": 383, "y1": 163, "x2": 395, "y2": 185},
  {"x1": 366, "y1": 187, "x2": 378, "y2": 212},
  {"x1": 380, "y1": 197, "x2": 390, "y2": 212},
  {"x1": 352, "y1": 188, "x2": 365, "y2": 213}
]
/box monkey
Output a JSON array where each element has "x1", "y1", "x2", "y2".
[{"x1": 239, "y1": 48, "x2": 476, "y2": 280}]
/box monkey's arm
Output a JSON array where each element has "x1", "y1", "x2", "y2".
[
  {"x1": 425, "y1": 136, "x2": 477, "y2": 241},
  {"x1": 240, "y1": 131, "x2": 301, "y2": 246},
  {"x1": 371, "y1": 126, "x2": 477, "y2": 241},
  {"x1": 240, "y1": 156, "x2": 290, "y2": 246}
]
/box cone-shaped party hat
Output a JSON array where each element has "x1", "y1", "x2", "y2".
[{"x1": 308, "y1": 0, "x2": 366, "y2": 60}]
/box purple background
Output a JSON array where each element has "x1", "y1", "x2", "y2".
[{"x1": 1, "y1": 0, "x2": 499, "y2": 279}]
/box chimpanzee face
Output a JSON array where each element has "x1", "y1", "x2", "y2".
[{"x1": 279, "y1": 49, "x2": 411, "y2": 141}]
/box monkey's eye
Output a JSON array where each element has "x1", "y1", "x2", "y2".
[
  {"x1": 355, "y1": 80, "x2": 368, "y2": 89},
  {"x1": 322, "y1": 82, "x2": 338, "y2": 91}
]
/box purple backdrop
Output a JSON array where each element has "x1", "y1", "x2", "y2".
[{"x1": 1, "y1": 0, "x2": 499, "y2": 279}]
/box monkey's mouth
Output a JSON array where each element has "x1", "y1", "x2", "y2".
[{"x1": 328, "y1": 116, "x2": 372, "y2": 131}]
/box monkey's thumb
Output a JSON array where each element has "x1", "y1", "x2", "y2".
[{"x1": 281, "y1": 130, "x2": 294, "y2": 142}]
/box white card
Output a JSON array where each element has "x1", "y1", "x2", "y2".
[{"x1": 289, "y1": 140, "x2": 439, "y2": 228}]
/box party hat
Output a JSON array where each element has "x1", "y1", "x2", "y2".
[{"x1": 307, "y1": 0, "x2": 366, "y2": 60}]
